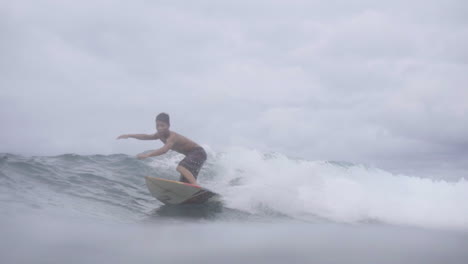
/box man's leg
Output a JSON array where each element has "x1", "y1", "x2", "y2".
[{"x1": 176, "y1": 165, "x2": 198, "y2": 185}]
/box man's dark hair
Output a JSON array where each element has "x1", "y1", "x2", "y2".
[{"x1": 156, "y1": 112, "x2": 170, "y2": 125}]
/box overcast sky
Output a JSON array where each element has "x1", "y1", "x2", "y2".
[{"x1": 1, "y1": 0, "x2": 467, "y2": 178}]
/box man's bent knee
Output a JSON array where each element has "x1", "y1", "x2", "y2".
[{"x1": 176, "y1": 165, "x2": 188, "y2": 173}]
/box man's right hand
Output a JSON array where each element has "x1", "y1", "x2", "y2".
[{"x1": 117, "y1": 134, "x2": 130, "y2": 139}]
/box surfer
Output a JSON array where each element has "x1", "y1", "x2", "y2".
[{"x1": 116, "y1": 113, "x2": 207, "y2": 185}]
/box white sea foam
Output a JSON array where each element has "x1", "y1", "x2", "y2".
[{"x1": 203, "y1": 147, "x2": 468, "y2": 230}]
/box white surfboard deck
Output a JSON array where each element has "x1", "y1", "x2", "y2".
[{"x1": 145, "y1": 176, "x2": 219, "y2": 205}]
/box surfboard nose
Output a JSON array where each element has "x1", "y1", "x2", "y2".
[{"x1": 145, "y1": 176, "x2": 219, "y2": 205}]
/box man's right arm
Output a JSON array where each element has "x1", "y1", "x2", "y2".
[{"x1": 117, "y1": 133, "x2": 159, "y2": 140}]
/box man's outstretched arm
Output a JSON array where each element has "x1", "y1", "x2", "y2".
[
  {"x1": 117, "y1": 133, "x2": 159, "y2": 140},
  {"x1": 137, "y1": 140, "x2": 174, "y2": 159}
]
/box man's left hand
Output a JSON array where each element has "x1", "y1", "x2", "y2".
[{"x1": 137, "y1": 153, "x2": 148, "y2": 160}]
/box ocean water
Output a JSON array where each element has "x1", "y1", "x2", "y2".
[{"x1": 1, "y1": 147, "x2": 467, "y2": 264}]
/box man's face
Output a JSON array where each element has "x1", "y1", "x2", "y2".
[{"x1": 156, "y1": 121, "x2": 169, "y2": 134}]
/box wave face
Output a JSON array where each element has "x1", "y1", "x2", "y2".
[{"x1": 1, "y1": 147, "x2": 467, "y2": 230}]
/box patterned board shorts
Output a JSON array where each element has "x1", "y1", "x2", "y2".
[{"x1": 178, "y1": 147, "x2": 207, "y2": 183}]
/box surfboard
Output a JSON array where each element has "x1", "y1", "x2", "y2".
[{"x1": 144, "y1": 176, "x2": 219, "y2": 205}]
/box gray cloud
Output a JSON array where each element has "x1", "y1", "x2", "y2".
[{"x1": 1, "y1": 0, "x2": 467, "y2": 178}]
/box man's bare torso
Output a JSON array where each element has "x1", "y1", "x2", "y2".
[{"x1": 159, "y1": 131, "x2": 200, "y2": 155}]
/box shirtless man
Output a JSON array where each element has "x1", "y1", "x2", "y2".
[{"x1": 117, "y1": 113, "x2": 207, "y2": 185}]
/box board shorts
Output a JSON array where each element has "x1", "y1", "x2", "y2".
[{"x1": 178, "y1": 147, "x2": 207, "y2": 183}]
